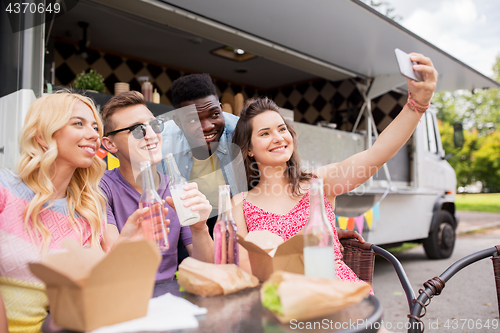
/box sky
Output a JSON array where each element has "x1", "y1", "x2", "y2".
[{"x1": 368, "y1": 0, "x2": 500, "y2": 79}]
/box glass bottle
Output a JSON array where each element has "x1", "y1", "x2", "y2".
[
  {"x1": 164, "y1": 153, "x2": 200, "y2": 226},
  {"x1": 214, "y1": 185, "x2": 239, "y2": 265},
  {"x1": 139, "y1": 160, "x2": 169, "y2": 251},
  {"x1": 303, "y1": 178, "x2": 337, "y2": 279}
]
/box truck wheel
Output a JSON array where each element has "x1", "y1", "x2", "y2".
[{"x1": 423, "y1": 210, "x2": 456, "y2": 259}]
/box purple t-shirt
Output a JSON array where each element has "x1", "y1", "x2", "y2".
[{"x1": 100, "y1": 168, "x2": 192, "y2": 282}]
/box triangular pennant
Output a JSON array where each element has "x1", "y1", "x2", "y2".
[
  {"x1": 347, "y1": 217, "x2": 355, "y2": 231},
  {"x1": 338, "y1": 216, "x2": 348, "y2": 230},
  {"x1": 372, "y1": 203, "x2": 380, "y2": 222},
  {"x1": 107, "y1": 154, "x2": 120, "y2": 170},
  {"x1": 96, "y1": 147, "x2": 108, "y2": 159},
  {"x1": 354, "y1": 215, "x2": 364, "y2": 235},
  {"x1": 364, "y1": 210, "x2": 373, "y2": 230}
]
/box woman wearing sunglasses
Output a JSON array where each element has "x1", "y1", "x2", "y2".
[
  {"x1": 0, "y1": 91, "x2": 155, "y2": 333},
  {"x1": 100, "y1": 91, "x2": 214, "y2": 283}
]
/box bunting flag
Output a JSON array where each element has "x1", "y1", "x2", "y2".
[
  {"x1": 354, "y1": 215, "x2": 365, "y2": 235},
  {"x1": 347, "y1": 217, "x2": 355, "y2": 231},
  {"x1": 107, "y1": 154, "x2": 120, "y2": 170},
  {"x1": 370, "y1": 203, "x2": 380, "y2": 229},
  {"x1": 96, "y1": 148, "x2": 108, "y2": 159},
  {"x1": 372, "y1": 203, "x2": 380, "y2": 222},
  {"x1": 338, "y1": 216, "x2": 348, "y2": 230},
  {"x1": 97, "y1": 147, "x2": 121, "y2": 170},
  {"x1": 335, "y1": 204, "x2": 381, "y2": 231},
  {"x1": 364, "y1": 209, "x2": 373, "y2": 230},
  {"x1": 336, "y1": 195, "x2": 384, "y2": 232}
]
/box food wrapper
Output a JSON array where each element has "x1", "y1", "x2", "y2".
[
  {"x1": 261, "y1": 271, "x2": 370, "y2": 323},
  {"x1": 178, "y1": 257, "x2": 259, "y2": 297}
]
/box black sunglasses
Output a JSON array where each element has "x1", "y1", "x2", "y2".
[{"x1": 106, "y1": 119, "x2": 164, "y2": 139}]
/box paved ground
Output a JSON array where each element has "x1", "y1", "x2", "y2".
[
  {"x1": 372, "y1": 211, "x2": 500, "y2": 333},
  {"x1": 455, "y1": 211, "x2": 500, "y2": 234}
]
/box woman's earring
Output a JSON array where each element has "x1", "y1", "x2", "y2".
[{"x1": 248, "y1": 153, "x2": 254, "y2": 158}]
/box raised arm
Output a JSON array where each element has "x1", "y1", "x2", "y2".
[{"x1": 315, "y1": 53, "x2": 438, "y2": 198}]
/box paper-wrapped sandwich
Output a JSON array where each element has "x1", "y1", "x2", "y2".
[
  {"x1": 178, "y1": 257, "x2": 259, "y2": 297},
  {"x1": 261, "y1": 271, "x2": 370, "y2": 323}
]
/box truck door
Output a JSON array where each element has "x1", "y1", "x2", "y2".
[{"x1": 420, "y1": 111, "x2": 449, "y2": 191}]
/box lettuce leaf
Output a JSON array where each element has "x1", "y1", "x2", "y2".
[
  {"x1": 261, "y1": 282, "x2": 283, "y2": 315},
  {"x1": 174, "y1": 271, "x2": 185, "y2": 292}
]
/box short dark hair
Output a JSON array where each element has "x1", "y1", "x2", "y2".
[
  {"x1": 171, "y1": 73, "x2": 218, "y2": 108},
  {"x1": 101, "y1": 91, "x2": 146, "y2": 135}
]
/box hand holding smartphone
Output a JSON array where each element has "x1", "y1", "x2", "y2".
[{"x1": 394, "y1": 48, "x2": 424, "y2": 82}]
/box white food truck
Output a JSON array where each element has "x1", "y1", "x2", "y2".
[{"x1": 1, "y1": 0, "x2": 499, "y2": 259}]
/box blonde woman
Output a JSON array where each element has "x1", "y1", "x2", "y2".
[{"x1": 0, "y1": 92, "x2": 156, "y2": 333}]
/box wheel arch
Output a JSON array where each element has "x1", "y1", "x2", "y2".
[
  {"x1": 430, "y1": 198, "x2": 457, "y2": 233},
  {"x1": 423, "y1": 200, "x2": 457, "y2": 259}
]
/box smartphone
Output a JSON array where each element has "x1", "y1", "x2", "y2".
[{"x1": 394, "y1": 48, "x2": 423, "y2": 82}]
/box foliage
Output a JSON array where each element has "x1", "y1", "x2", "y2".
[
  {"x1": 472, "y1": 131, "x2": 500, "y2": 191},
  {"x1": 433, "y1": 88, "x2": 500, "y2": 134},
  {"x1": 433, "y1": 91, "x2": 464, "y2": 125},
  {"x1": 438, "y1": 114, "x2": 500, "y2": 191},
  {"x1": 434, "y1": 55, "x2": 500, "y2": 192},
  {"x1": 493, "y1": 54, "x2": 500, "y2": 82},
  {"x1": 73, "y1": 69, "x2": 106, "y2": 93},
  {"x1": 438, "y1": 121, "x2": 479, "y2": 188}
]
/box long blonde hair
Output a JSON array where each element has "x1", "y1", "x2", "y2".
[{"x1": 16, "y1": 91, "x2": 107, "y2": 248}]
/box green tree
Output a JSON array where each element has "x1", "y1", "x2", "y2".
[
  {"x1": 493, "y1": 54, "x2": 500, "y2": 82},
  {"x1": 455, "y1": 129, "x2": 481, "y2": 188},
  {"x1": 438, "y1": 120, "x2": 481, "y2": 188},
  {"x1": 472, "y1": 131, "x2": 500, "y2": 191},
  {"x1": 432, "y1": 91, "x2": 462, "y2": 124},
  {"x1": 434, "y1": 55, "x2": 500, "y2": 192},
  {"x1": 433, "y1": 55, "x2": 500, "y2": 134}
]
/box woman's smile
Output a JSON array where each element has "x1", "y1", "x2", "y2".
[
  {"x1": 249, "y1": 110, "x2": 294, "y2": 166},
  {"x1": 269, "y1": 145, "x2": 288, "y2": 153}
]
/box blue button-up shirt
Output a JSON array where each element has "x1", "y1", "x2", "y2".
[{"x1": 161, "y1": 112, "x2": 246, "y2": 198}]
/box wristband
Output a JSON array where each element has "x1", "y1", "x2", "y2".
[{"x1": 406, "y1": 91, "x2": 430, "y2": 113}]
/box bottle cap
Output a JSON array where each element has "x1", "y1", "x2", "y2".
[
  {"x1": 218, "y1": 185, "x2": 230, "y2": 194},
  {"x1": 310, "y1": 177, "x2": 323, "y2": 188}
]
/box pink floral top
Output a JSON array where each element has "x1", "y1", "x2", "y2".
[
  {"x1": 242, "y1": 188, "x2": 371, "y2": 288},
  {"x1": 243, "y1": 188, "x2": 342, "y2": 261}
]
